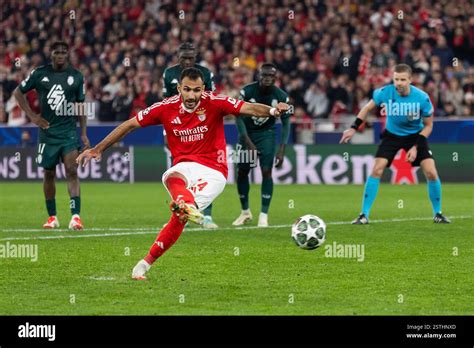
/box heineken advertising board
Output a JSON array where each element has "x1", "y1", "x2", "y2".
[{"x1": 1, "y1": 145, "x2": 472, "y2": 183}]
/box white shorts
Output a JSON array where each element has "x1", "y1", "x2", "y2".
[{"x1": 162, "y1": 162, "x2": 227, "y2": 211}]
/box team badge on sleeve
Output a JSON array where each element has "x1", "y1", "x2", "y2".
[{"x1": 138, "y1": 107, "x2": 150, "y2": 121}]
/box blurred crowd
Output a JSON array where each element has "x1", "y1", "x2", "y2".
[{"x1": 1, "y1": 0, "x2": 473, "y2": 128}]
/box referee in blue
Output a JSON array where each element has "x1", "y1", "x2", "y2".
[{"x1": 340, "y1": 64, "x2": 450, "y2": 224}]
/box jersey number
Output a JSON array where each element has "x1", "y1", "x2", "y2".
[{"x1": 190, "y1": 181, "x2": 208, "y2": 193}]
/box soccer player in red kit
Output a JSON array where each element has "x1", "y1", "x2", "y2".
[{"x1": 76, "y1": 68, "x2": 289, "y2": 280}]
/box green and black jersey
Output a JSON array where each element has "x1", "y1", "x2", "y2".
[
  {"x1": 162, "y1": 64, "x2": 215, "y2": 97},
  {"x1": 237, "y1": 82, "x2": 290, "y2": 138},
  {"x1": 19, "y1": 64, "x2": 85, "y2": 144}
]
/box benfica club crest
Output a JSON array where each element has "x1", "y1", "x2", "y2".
[
  {"x1": 196, "y1": 109, "x2": 206, "y2": 122},
  {"x1": 389, "y1": 149, "x2": 419, "y2": 184}
]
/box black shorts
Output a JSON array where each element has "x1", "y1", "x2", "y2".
[{"x1": 375, "y1": 130, "x2": 433, "y2": 167}]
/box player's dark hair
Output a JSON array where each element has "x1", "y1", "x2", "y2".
[
  {"x1": 261, "y1": 63, "x2": 277, "y2": 71},
  {"x1": 394, "y1": 64, "x2": 412, "y2": 76},
  {"x1": 178, "y1": 42, "x2": 195, "y2": 53},
  {"x1": 51, "y1": 41, "x2": 69, "y2": 51},
  {"x1": 180, "y1": 67, "x2": 204, "y2": 82}
]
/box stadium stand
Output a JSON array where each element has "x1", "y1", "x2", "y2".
[{"x1": 1, "y1": 0, "x2": 473, "y2": 130}]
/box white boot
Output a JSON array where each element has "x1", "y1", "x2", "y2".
[
  {"x1": 132, "y1": 259, "x2": 151, "y2": 280},
  {"x1": 43, "y1": 216, "x2": 60, "y2": 229},
  {"x1": 258, "y1": 212, "x2": 268, "y2": 227},
  {"x1": 232, "y1": 209, "x2": 253, "y2": 226},
  {"x1": 202, "y1": 215, "x2": 218, "y2": 229}
]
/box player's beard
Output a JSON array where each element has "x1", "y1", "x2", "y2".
[{"x1": 184, "y1": 98, "x2": 197, "y2": 109}]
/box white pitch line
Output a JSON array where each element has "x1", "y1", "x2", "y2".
[
  {"x1": 0, "y1": 215, "x2": 471, "y2": 242},
  {"x1": 1, "y1": 227, "x2": 162, "y2": 233},
  {"x1": 87, "y1": 276, "x2": 116, "y2": 281}
]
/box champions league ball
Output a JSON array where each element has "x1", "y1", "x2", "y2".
[{"x1": 291, "y1": 215, "x2": 326, "y2": 250}]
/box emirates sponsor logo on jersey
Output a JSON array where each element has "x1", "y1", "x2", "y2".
[
  {"x1": 46, "y1": 84, "x2": 66, "y2": 112},
  {"x1": 172, "y1": 125, "x2": 209, "y2": 142}
]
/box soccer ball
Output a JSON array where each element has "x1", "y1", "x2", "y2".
[{"x1": 291, "y1": 214, "x2": 326, "y2": 250}]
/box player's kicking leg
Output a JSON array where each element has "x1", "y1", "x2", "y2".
[
  {"x1": 63, "y1": 149, "x2": 83, "y2": 230},
  {"x1": 132, "y1": 163, "x2": 225, "y2": 280},
  {"x1": 233, "y1": 164, "x2": 253, "y2": 226},
  {"x1": 352, "y1": 158, "x2": 388, "y2": 225},
  {"x1": 42, "y1": 168, "x2": 60, "y2": 228},
  {"x1": 420, "y1": 158, "x2": 451, "y2": 223},
  {"x1": 132, "y1": 175, "x2": 198, "y2": 280}
]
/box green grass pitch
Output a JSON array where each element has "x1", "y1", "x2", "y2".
[{"x1": 0, "y1": 182, "x2": 473, "y2": 315}]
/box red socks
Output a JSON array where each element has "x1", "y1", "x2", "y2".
[
  {"x1": 165, "y1": 177, "x2": 194, "y2": 204},
  {"x1": 143, "y1": 176, "x2": 194, "y2": 265},
  {"x1": 144, "y1": 214, "x2": 186, "y2": 265}
]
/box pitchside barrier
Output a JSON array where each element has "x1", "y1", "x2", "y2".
[{"x1": 1, "y1": 144, "x2": 472, "y2": 183}]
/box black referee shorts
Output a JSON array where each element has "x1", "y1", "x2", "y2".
[{"x1": 375, "y1": 130, "x2": 433, "y2": 167}]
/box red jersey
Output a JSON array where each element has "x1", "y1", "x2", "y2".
[{"x1": 135, "y1": 91, "x2": 244, "y2": 178}]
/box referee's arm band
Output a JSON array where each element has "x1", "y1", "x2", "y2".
[{"x1": 350, "y1": 118, "x2": 363, "y2": 130}]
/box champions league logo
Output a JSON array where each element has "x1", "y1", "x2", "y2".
[{"x1": 107, "y1": 152, "x2": 130, "y2": 182}]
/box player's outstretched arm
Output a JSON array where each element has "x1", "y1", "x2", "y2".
[
  {"x1": 339, "y1": 99, "x2": 376, "y2": 144},
  {"x1": 13, "y1": 87, "x2": 49, "y2": 129},
  {"x1": 76, "y1": 117, "x2": 141, "y2": 166},
  {"x1": 240, "y1": 102, "x2": 289, "y2": 118}
]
